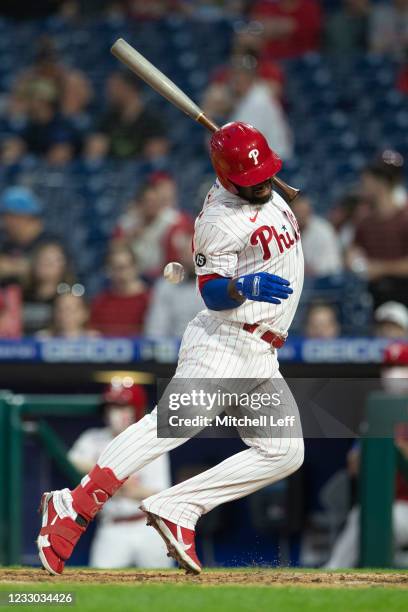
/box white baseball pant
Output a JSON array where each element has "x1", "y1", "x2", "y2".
[{"x1": 97, "y1": 312, "x2": 304, "y2": 529}]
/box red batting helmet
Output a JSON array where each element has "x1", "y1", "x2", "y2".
[
  {"x1": 210, "y1": 122, "x2": 282, "y2": 194},
  {"x1": 102, "y1": 383, "x2": 147, "y2": 422}
]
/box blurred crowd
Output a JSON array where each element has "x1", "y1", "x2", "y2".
[{"x1": 0, "y1": 0, "x2": 407, "y2": 339}]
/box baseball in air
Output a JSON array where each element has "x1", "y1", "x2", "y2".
[{"x1": 163, "y1": 261, "x2": 185, "y2": 284}]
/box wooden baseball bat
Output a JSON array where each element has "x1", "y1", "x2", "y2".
[{"x1": 111, "y1": 38, "x2": 299, "y2": 203}]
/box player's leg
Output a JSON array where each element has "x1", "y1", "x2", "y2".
[
  {"x1": 89, "y1": 523, "x2": 134, "y2": 569},
  {"x1": 141, "y1": 373, "x2": 304, "y2": 573},
  {"x1": 141, "y1": 434, "x2": 303, "y2": 573},
  {"x1": 142, "y1": 435, "x2": 303, "y2": 527},
  {"x1": 37, "y1": 408, "x2": 188, "y2": 575},
  {"x1": 37, "y1": 315, "x2": 276, "y2": 574}
]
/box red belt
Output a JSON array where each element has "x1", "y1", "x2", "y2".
[
  {"x1": 111, "y1": 513, "x2": 145, "y2": 524},
  {"x1": 243, "y1": 323, "x2": 286, "y2": 348}
]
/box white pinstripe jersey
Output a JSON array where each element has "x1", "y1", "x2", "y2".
[{"x1": 193, "y1": 180, "x2": 304, "y2": 335}]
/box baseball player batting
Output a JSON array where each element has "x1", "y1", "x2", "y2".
[{"x1": 37, "y1": 120, "x2": 304, "y2": 575}]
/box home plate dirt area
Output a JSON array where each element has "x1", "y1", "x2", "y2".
[{"x1": 0, "y1": 568, "x2": 407, "y2": 588}]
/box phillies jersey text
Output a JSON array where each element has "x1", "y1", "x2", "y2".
[{"x1": 193, "y1": 181, "x2": 304, "y2": 335}]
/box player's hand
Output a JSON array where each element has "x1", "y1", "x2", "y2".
[{"x1": 235, "y1": 272, "x2": 293, "y2": 304}]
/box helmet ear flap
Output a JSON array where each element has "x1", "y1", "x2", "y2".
[
  {"x1": 218, "y1": 175, "x2": 238, "y2": 195},
  {"x1": 226, "y1": 180, "x2": 238, "y2": 195}
]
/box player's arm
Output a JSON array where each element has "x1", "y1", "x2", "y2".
[
  {"x1": 195, "y1": 222, "x2": 292, "y2": 310},
  {"x1": 200, "y1": 273, "x2": 293, "y2": 311}
]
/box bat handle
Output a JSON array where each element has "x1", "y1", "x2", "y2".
[
  {"x1": 197, "y1": 113, "x2": 219, "y2": 132},
  {"x1": 271, "y1": 176, "x2": 300, "y2": 203}
]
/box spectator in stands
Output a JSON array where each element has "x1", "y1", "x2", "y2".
[
  {"x1": 179, "y1": 0, "x2": 246, "y2": 20},
  {"x1": 304, "y1": 302, "x2": 341, "y2": 339},
  {"x1": 68, "y1": 381, "x2": 172, "y2": 568},
  {"x1": 1, "y1": 137, "x2": 28, "y2": 169},
  {"x1": 150, "y1": 172, "x2": 194, "y2": 263},
  {"x1": 250, "y1": 0, "x2": 322, "y2": 60},
  {"x1": 90, "y1": 244, "x2": 150, "y2": 336},
  {"x1": 329, "y1": 191, "x2": 371, "y2": 251},
  {"x1": 114, "y1": 176, "x2": 193, "y2": 280},
  {"x1": 346, "y1": 161, "x2": 408, "y2": 307},
  {"x1": 0, "y1": 286, "x2": 22, "y2": 339},
  {"x1": 98, "y1": 72, "x2": 167, "y2": 159},
  {"x1": 126, "y1": 0, "x2": 173, "y2": 20},
  {"x1": 46, "y1": 138, "x2": 75, "y2": 167},
  {"x1": 13, "y1": 38, "x2": 63, "y2": 114},
  {"x1": 291, "y1": 195, "x2": 343, "y2": 277},
  {"x1": 20, "y1": 82, "x2": 78, "y2": 157},
  {"x1": 397, "y1": 60, "x2": 408, "y2": 94},
  {"x1": 331, "y1": 152, "x2": 405, "y2": 251},
  {"x1": 14, "y1": 36, "x2": 92, "y2": 126},
  {"x1": 0, "y1": 187, "x2": 53, "y2": 285},
  {"x1": 60, "y1": 70, "x2": 93, "y2": 130},
  {"x1": 376, "y1": 150, "x2": 407, "y2": 210},
  {"x1": 23, "y1": 241, "x2": 75, "y2": 336},
  {"x1": 229, "y1": 59, "x2": 293, "y2": 159},
  {"x1": 81, "y1": 133, "x2": 110, "y2": 167},
  {"x1": 37, "y1": 291, "x2": 98, "y2": 338},
  {"x1": 370, "y1": 0, "x2": 408, "y2": 59},
  {"x1": 144, "y1": 232, "x2": 204, "y2": 338},
  {"x1": 325, "y1": 0, "x2": 370, "y2": 55},
  {"x1": 209, "y1": 34, "x2": 286, "y2": 104},
  {"x1": 201, "y1": 83, "x2": 233, "y2": 127},
  {"x1": 374, "y1": 302, "x2": 408, "y2": 338},
  {"x1": 151, "y1": 172, "x2": 178, "y2": 210}
]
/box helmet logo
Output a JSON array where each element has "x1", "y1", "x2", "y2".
[{"x1": 248, "y1": 149, "x2": 260, "y2": 165}]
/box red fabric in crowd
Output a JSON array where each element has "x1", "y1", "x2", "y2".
[
  {"x1": 162, "y1": 211, "x2": 194, "y2": 264},
  {"x1": 90, "y1": 290, "x2": 150, "y2": 336},
  {"x1": 397, "y1": 66, "x2": 408, "y2": 94},
  {"x1": 251, "y1": 0, "x2": 322, "y2": 60},
  {"x1": 212, "y1": 59, "x2": 285, "y2": 87}
]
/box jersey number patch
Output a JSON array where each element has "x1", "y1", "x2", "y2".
[{"x1": 195, "y1": 253, "x2": 206, "y2": 267}]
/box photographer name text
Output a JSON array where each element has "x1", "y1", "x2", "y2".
[{"x1": 168, "y1": 415, "x2": 296, "y2": 428}]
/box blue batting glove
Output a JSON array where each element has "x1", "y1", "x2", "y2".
[{"x1": 235, "y1": 272, "x2": 293, "y2": 305}]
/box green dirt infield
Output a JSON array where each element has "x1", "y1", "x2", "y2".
[{"x1": 0, "y1": 568, "x2": 407, "y2": 611}]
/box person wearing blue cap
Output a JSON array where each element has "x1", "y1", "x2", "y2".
[{"x1": 0, "y1": 186, "x2": 54, "y2": 284}]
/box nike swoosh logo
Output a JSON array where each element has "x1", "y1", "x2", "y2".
[
  {"x1": 249, "y1": 211, "x2": 259, "y2": 222},
  {"x1": 177, "y1": 525, "x2": 192, "y2": 551}
]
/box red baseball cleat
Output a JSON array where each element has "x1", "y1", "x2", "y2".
[
  {"x1": 37, "y1": 491, "x2": 88, "y2": 576},
  {"x1": 141, "y1": 506, "x2": 202, "y2": 575}
]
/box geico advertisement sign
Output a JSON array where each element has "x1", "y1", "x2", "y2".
[{"x1": 40, "y1": 339, "x2": 134, "y2": 362}]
